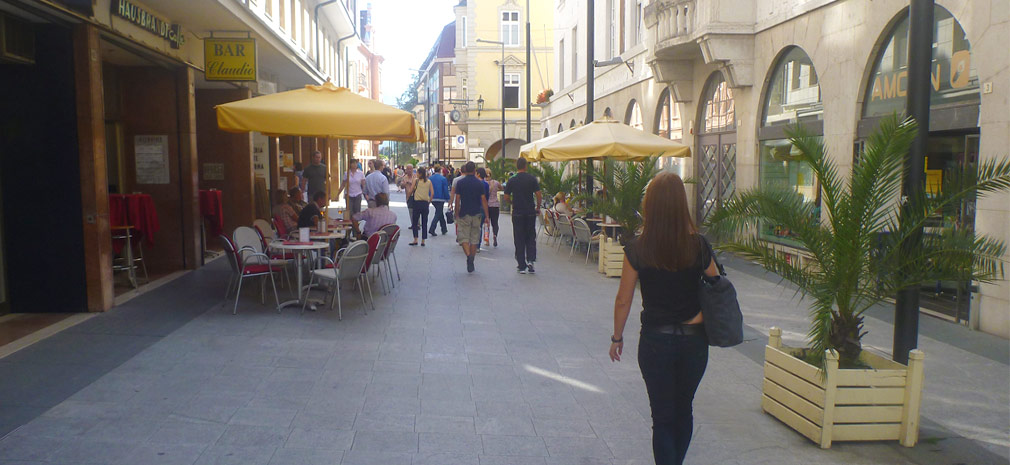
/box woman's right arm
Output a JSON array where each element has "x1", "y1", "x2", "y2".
[{"x1": 610, "y1": 258, "x2": 638, "y2": 362}]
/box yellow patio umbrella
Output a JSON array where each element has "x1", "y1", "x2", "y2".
[
  {"x1": 520, "y1": 118, "x2": 689, "y2": 161},
  {"x1": 216, "y1": 81, "x2": 425, "y2": 142}
]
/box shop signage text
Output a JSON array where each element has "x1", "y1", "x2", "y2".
[
  {"x1": 204, "y1": 38, "x2": 257, "y2": 81},
  {"x1": 112, "y1": 0, "x2": 185, "y2": 49},
  {"x1": 870, "y1": 50, "x2": 972, "y2": 102}
]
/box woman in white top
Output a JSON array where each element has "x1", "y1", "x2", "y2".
[
  {"x1": 553, "y1": 192, "x2": 574, "y2": 216},
  {"x1": 408, "y1": 168, "x2": 434, "y2": 246}
]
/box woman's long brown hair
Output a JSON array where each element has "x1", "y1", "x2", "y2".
[{"x1": 637, "y1": 172, "x2": 698, "y2": 271}]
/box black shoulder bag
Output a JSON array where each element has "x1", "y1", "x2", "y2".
[{"x1": 698, "y1": 236, "x2": 744, "y2": 347}]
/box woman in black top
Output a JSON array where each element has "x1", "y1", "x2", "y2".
[{"x1": 609, "y1": 172, "x2": 719, "y2": 465}]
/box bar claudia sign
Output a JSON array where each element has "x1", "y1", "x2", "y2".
[{"x1": 111, "y1": 0, "x2": 184, "y2": 49}]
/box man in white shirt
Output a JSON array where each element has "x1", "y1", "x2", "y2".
[
  {"x1": 364, "y1": 159, "x2": 390, "y2": 209},
  {"x1": 337, "y1": 158, "x2": 366, "y2": 216}
]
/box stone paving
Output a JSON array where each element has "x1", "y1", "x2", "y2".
[{"x1": 0, "y1": 190, "x2": 1007, "y2": 464}]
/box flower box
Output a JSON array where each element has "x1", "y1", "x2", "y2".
[
  {"x1": 761, "y1": 327, "x2": 925, "y2": 448},
  {"x1": 598, "y1": 236, "x2": 624, "y2": 277}
]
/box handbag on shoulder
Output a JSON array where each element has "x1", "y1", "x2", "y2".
[{"x1": 698, "y1": 236, "x2": 744, "y2": 347}]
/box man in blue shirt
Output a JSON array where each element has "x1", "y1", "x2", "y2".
[
  {"x1": 428, "y1": 168, "x2": 450, "y2": 236},
  {"x1": 453, "y1": 162, "x2": 490, "y2": 273}
]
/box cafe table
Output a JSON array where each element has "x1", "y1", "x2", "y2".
[
  {"x1": 598, "y1": 222, "x2": 622, "y2": 239},
  {"x1": 269, "y1": 240, "x2": 330, "y2": 312}
]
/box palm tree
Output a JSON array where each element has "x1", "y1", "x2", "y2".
[
  {"x1": 706, "y1": 115, "x2": 1010, "y2": 368},
  {"x1": 485, "y1": 156, "x2": 516, "y2": 185},
  {"x1": 575, "y1": 158, "x2": 662, "y2": 245},
  {"x1": 529, "y1": 161, "x2": 578, "y2": 203}
]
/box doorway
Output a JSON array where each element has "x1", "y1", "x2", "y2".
[
  {"x1": 696, "y1": 133, "x2": 737, "y2": 226},
  {"x1": 919, "y1": 132, "x2": 979, "y2": 322}
]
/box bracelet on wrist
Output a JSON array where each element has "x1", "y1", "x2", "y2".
[{"x1": 611, "y1": 335, "x2": 623, "y2": 343}]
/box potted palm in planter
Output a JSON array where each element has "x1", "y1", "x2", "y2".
[
  {"x1": 575, "y1": 158, "x2": 661, "y2": 276},
  {"x1": 706, "y1": 115, "x2": 1010, "y2": 448}
]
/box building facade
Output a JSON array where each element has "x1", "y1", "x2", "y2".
[
  {"x1": 452, "y1": 0, "x2": 555, "y2": 162},
  {"x1": 541, "y1": 0, "x2": 1010, "y2": 338},
  {"x1": 0, "y1": 0, "x2": 375, "y2": 315}
]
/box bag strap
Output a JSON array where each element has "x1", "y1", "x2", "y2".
[{"x1": 699, "y1": 235, "x2": 727, "y2": 278}]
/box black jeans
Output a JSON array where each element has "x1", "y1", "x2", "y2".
[
  {"x1": 410, "y1": 200, "x2": 429, "y2": 239},
  {"x1": 488, "y1": 207, "x2": 500, "y2": 238},
  {"x1": 512, "y1": 213, "x2": 537, "y2": 267},
  {"x1": 637, "y1": 330, "x2": 709, "y2": 465},
  {"x1": 429, "y1": 200, "x2": 447, "y2": 234}
]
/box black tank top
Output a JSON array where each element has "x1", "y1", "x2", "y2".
[{"x1": 624, "y1": 235, "x2": 713, "y2": 328}]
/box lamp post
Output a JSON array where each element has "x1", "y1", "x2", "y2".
[
  {"x1": 477, "y1": 38, "x2": 506, "y2": 162},
  {"x1": 585, "y1": 0, "x2": 595, "y2": 199},
  {"x1": 526, "y1": 0, "x2": 531, "y2": 142},
  {"x1": 476, "y1": 95, "x2": 484, "y2": 117},
  {"x1": 893, "y1": 0, "x2": 934, "y2": 365}
]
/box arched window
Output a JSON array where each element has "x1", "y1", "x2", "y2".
[
  {"x1": 863, "y1": 5, "x2": 978, "y2": 119},
  {"x1": 758, "y1": 47, "x2": 822, "y2": 245},
  {"x1": 543, "y1": 128, "x2": 549, "y2": 138},
  {"x1": 655, "y1": 87, "x2": 682, "y2": 140},
  {"x1": 624, "y1": 99, "x2": 643, "y2": 130},
  {"x1": 701, "y1": 73, "x2": 735, "y2": 134},
  {"x1": 569, "y1": 119, "x2": 577, "y2": 128},
  {"x1": 558, "y1": 123, "x2": 564, "y2": 133}
]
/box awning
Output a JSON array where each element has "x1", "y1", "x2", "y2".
[
  {"x1": 216, "y1": 81, "x2": 425, "y2": 142},
  {"x1": 520, "y1": 118, "x2": 690, "y2": 161}
]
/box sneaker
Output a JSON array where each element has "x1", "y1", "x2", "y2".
[
  {"x1": 526, "y1": 262, "x2": 535, "y2": 274},
  {"x1": 517, "y1": 266, "x2": 527, "y2": 274},
  {"x1": 494, "y1": 236, "x2": 498, "y2": 247},
  {"x1": 467, "y1": 256, "x2": 475, "y2": 273},
  {"x1": 430, "y1": 231, "x2": 438, "y2": 237}
]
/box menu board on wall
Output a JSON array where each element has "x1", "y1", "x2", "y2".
[
  {"x1": 135, "y1": 135, "x2": 170, "y2": 184},
  {"x1": 203, "y1": 163, "x2": 225, "y2": 181}
]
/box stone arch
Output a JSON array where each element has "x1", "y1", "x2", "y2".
[
  {"x1": 759, "y1": 46, "x2": 822, "y2": 128},
  {"x1": 624, "y1": 99, "x2": 643, "y2": 130},
  {"x1": 654, "y1": 86, "x2": 683, "y2": 140},
  {"x1": 486, "y1": 137, "x2": 528, "y2": 160}
]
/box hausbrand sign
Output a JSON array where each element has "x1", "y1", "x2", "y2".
[
  {"x1": 111, "y1": 0, "x2": 184, "y2": 49},
  {"x1": 204, "y1": 38, "x2": 257, "y2": 81}
]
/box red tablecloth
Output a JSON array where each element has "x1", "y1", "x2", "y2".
[
  {"x1": 109, "y1": 193, "x2": 160, "y2": 251},
  {"x1": 199, "y1": 189, "x2": 224, "y2": 237}
]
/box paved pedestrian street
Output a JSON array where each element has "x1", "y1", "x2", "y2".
[{"x1": 0, "y1": 193, "x2": 1006, "y2": 465}]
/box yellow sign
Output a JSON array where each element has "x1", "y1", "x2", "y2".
[{"x1": 204, "y1": 38, "x2": 257, "y2": 81}]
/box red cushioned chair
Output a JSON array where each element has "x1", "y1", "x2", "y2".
[{"x1": 220, "y1": 234, "x2": 283, "y2": 315}]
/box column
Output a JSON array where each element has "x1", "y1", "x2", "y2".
[{"x1": 177, "y1": 67, "x2": 201, "y2": 269}]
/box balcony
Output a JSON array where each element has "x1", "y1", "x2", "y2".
[{"x1": 644, "y1": 0, "x2": 696, "y2": 49}]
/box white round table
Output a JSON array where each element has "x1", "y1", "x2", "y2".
[{"x1": 269, "y1": 241, "x2": 330, "y2": 312}]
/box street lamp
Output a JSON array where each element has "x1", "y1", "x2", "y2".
[
  {"x1": 476, "y1": 95, "x2": 484, "y2": 117},
  {"x1": 477, "y1": 38, "x2": 506, "y2": 162}
]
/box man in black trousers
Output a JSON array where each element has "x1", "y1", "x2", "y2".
[{"x1": 504, "y1": 157, "x2": 542, "y2": 274}]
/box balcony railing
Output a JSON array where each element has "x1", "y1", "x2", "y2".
[{"x1": 644, "y1": 0, "x2": 696, "y2": 45}]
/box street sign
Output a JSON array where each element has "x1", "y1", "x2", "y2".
[{"x1": 452, "y1": 134, "x2": 466, "y2": 149}]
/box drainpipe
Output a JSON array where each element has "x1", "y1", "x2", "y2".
[{"x1": 336, "y1": 31, "x2": 357, "y2": 87}]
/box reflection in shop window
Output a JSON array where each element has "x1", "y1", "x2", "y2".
[
  {"x1": 759, "y1": 139, "x2": 820, "y2": 246},
  {"x1": 763, "y1": 47, "x2": 822, "y2": 126},
  {"x1": 702, "y1": 75, "x2": 734, "y2": 133}
]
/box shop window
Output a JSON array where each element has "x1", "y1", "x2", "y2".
[
  {"x1": 504, "y1": 73, "x2": 520, "y2": 109},
  {"x1": 625, "y1": 99, "x2": 642, "y2": 130},
  {"x1": 762, "y1": 47, "x2": 822, "y2": 126},
  {"x1": 700, "y1": 75, "x2": 734, "y2": 133},
  {"x1": 758, "y1": 139, "x2": 820, "y2": 245},
  {"x1": 655, "y1": 88, "x2": 682, "y2": 140},
  {"x1": 863, "y1": 5, "x2": 978, "y2": 118}
]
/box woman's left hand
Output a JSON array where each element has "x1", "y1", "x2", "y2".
[{"x1": 609, "y1": 341, "x2": 623, "y2": 362}]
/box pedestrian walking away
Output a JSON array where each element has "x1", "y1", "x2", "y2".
[
  {"x1": 408, "y1": 168, "x2": 433, "y2": 246},
  {"x1": 453, "y1": 162, "x2": 490, "y2": 273},
  {"x1": 478, "y1": 168, "x2": 502, "y2": 247},
  {"x1": 337, "y1": 157, "x2": 366, "y2": 216},
  {"x1": 475, "y1": 168, "x2": 490, "y2": 252},
  {"x1": 428, "y1": 167, "x2": 450, "y2": 236},
  {"x1": 609, "y1": 172, "x2": 720, "y2": 465},
  {"x1": 364, "y1": 159, "x2": 390, "y2": 209},
  {"x1": 504, "y1": 157, "x2": 542, "y2": 273}
]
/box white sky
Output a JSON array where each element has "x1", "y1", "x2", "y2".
[{"x1": 366, "y1": 0, "x2": 459, "y2": 104}]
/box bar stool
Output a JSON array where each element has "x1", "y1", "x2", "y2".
[{"x1": 112, "y1": 225, "x2": 149, "y2": 288}]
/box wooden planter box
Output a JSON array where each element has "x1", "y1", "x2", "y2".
[
  {"x1": 761, "y1": 327, "x2": 925, "y2": 449},
  {"x1": 598, "y1": 236, "x2": 624, "y2": 277}
]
